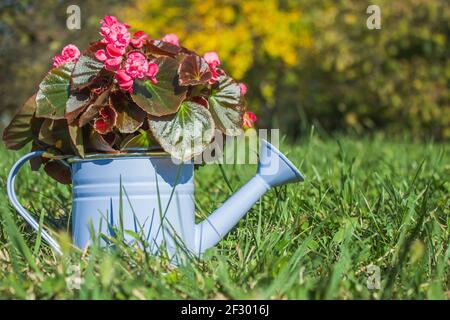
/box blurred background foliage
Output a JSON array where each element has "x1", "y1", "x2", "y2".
[{"x1": 1, "y1": 0, "x2": 449, "y2": 140}]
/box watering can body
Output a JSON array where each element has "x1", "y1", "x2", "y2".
[
  {"x1": 71, "y1": 155, "x2": 196, "y2": 256},
  {"x1": 7, "y1": 140, "x2": 304, "y2": 257}
]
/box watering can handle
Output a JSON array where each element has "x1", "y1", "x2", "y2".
[{"x1": 6, "y1": 151, "x2": 64, "y2": 255}]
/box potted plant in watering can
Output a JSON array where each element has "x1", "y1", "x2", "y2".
[{"x1": 4, "y1": 16, "x2": 304, "y2": 260}]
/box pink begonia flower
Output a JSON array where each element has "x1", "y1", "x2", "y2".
[
  {"x1": 100, "y1": 16, "x2": 118, "y2": 33},
  {"x1": 52, "y1": 55, "x2": 66, "y2": 68},
  {"x1": 203, "y1": 51, "x2": 222, "y2": 84},
  {"x1": 116, "y1": 54, "x2": 159, "y2": 92},
  {"x1": 96, "y1": 16, "x2": 132, "y2": 71},
  {"x1": 146, "y1": 63, "x2": 159, "y2": 84},
  {"x1": 243, "y1": 111, "x2": 257, "y2": 129},
  {"x1": 61, "y1": 44, "x2": 80, "y2": 61},
  {"x1": 204, "y1": 51, "x2": 220, "y2": 66},
  {"x1": 104, "y1": 56, "x2": 123, "y2": 71},
  {"x1": 95, "y1": 44, "x2": 124, "y2": 71},
  {"x1": 125, "y1": 52, "x2": 149, "y2": 79},
  {"x1": 131, "y1": 31, "x2": 148, "y2": 48},
  {"x1": 95, "y1": 49, "x2": 107, "y2": 61},
  {"x1": 94, "y1": 105, "x2": 117, "y2": 135},
  {"x1": 106, "y1": 43, "x2": 126, "y2": 56},
  {"x1": 52, "y1": 44, "x2": 80, "y2": 67},
  {"x1": 162, "y1": 33, "x2": 180, "y2": 46},
  {"x1": 99, "y1": 16, "x2": 130, "y2": 50},
  {"x1": 115, "y1": 69, "x2": 134, "y2": 93},
  {"x1": 239, "y1": 83, "x2": 248, "y2": 96}
]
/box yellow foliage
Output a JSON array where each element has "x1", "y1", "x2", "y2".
[
  {"x1": 122, "y1": 0, "x2": 450, "y2": 139},
  {"x1": 123, "y1": 0, "x2": 311, "y2": 79}
]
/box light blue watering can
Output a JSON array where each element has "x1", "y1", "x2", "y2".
[{"x1": 7, "y1": 139, "x2": 304, "y2": 258}]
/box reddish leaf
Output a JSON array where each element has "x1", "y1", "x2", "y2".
[
  {"x1": 180, "y1": 46, "x2": 194, "y2": 55},
  {"x1": 38, "y1": 119, "x2": 73, "y2": 154},
  {"x1": 191, "y1": 96, "x2": 209, "y2": 108},
  {"x1": 38, "y1": 119, "x2": 61, "y2": 145},
  {"x1": 65, "y1": 89, "x2": 91, "y2": 124},
  {"x1": 68, "y1": 124, "x2": 84, "y2": 157},
  {"x1": 178, "y1": 54, "x2": 212, "y2": 86},
  {"x1": 88, "y1": 130, "x2": 118, "y2": 153},
  {"x1": 145, "y1": 40, "x2": 181, "y2": 57},
  {"x1": 79, "y1": 105, "x2": 102, "y2": 127},
  {"x1": 89, "y1": 69, "x2": 114, "y2": 95},
  {"x1": 93, "y1": 105, "x2": 117, "y2": 134},
  {"x1": 3, "y1": 94, "x2": 41, "y2": 150},
  {"x1": 30, "y1": 142, "x2": 44, "y2": 171},
  {"x1": 103, "y1": 132, "x2": 116, "y2": 145},
  {"x1": 93, "y1": 118, "x2": 112, "y2": 134},
  {"x1": 93, "y1": 87, "x2": 112, "y2": 106},
  {"x1": 78, "y1": 88, "x2": 111, "y2": 127},
  {"x1": 109, "y1": 90, "x2": 146, "y2": 133},
  {"x1": 44, "y1": 160, "x2": 71, "y2": 184}
]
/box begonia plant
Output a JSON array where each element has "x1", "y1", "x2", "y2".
[{"x1": 2, "y1": 16, "x2": 256, "y2": 184}]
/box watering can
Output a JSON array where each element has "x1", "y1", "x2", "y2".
[{"x1": 7, "y1": 139, "x2": 304, "y2": 258}]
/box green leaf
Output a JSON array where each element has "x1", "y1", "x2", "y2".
[
  {"x1": 110, "y1": 90, "x2": 146, "y2": 133},
  {"x1": 132, "y1": 56, "x2": 187, "y2": 116},
  {"x1": 68, "y1": 124, "x2": 84, "y2": 157},
  {"x1": 3, "y1": 94, "x2": 42, "y2": 150},
  {"x1": 71, "y1": 42, "x2": 105, "y2": 90},
  {"x1": 148, "y1": 101, "x2": 215, "y2": 160},
  {"x1": 178, "y1": 54, "x2": 212, "y2": 86},
  {"x1": 35, "y1": 62, "x2": 74, "y2": 119},
  {"x1": 208, "y1": 75, "x2": 244, "y2": 135},
  {"x1": 120, "y1": 129, "x2": 155, "y2": 150}
]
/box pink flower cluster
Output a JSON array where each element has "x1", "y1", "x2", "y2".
[
  {"x1": 131, "y1": 31, "x2": 148, "y2": 48},
  {"x1": 162, "y1": 33, "x2": 180, "y2": 46},
  {"x1": 243, "y1": 111, "x2": 257, "y2": 129},
  {"x1": 100, "y1": 16, "x2": 130, "y2": 49},
  {"x1": 203, "y1": 51, "x2": 222, "y2": 84},
  {"x1": 239, "y1": 83, "x2": 248, "y2": 96},
  {"x1": 116, "y1": 52, "x2": 159, "y2": 93},
  {"x1": 95, "y1": 16, "x2": 131, "y2": 70},
  {"x1": 95, "y1": 45, "x2": 124, "y2": 71},
  {"x1": 240, "y1": 83, "x2": 254, "y2": 129},
  {"x1": 52, "y1": 44, "x2": 80, "y2": 68},
  {"x1": 93, "y1": 16, "x2": 158, "y2": 93}
]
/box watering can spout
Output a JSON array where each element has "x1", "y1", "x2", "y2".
[{"x1": 194, "y1": 139, "x2": 304, "y2": 254}]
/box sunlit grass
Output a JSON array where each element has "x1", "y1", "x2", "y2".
[{"x1": 0, "y1": 135, "x2": 448, "y2": 299}]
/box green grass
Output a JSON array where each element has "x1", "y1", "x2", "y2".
[{"x1": 0, "y1": 135, "x2": 448, "y2": 299}]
